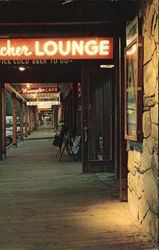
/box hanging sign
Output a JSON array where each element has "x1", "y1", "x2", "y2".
[
  {"x1": 20, "y1": 87, "x2": 60, "y2": 94},
  {"x1": 0, "y1": 37, "x2": 113, "y2": 60},
  {"x1": 27, "y1": 101, "x2": 60, "y2": 108}
]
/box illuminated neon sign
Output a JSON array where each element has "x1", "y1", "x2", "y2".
[
  {"x1": 27, "y1": 101, "x2": 60, "y2": 108},
  {"x1": 0, "y1": 38, "x2": 113, "y2": 60},
  {"x1": 20, "y1": 87, "x2": 60, "y2": 94}
]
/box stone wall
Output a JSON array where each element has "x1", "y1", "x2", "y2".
[{"x1": 128, "y1": 0, "x2": 158, "y2": 241}]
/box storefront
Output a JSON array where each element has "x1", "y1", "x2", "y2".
[{"x1": 0, "y1": 0, "x2": 158, "y2": 242}]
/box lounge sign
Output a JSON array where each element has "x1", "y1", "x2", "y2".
[{"x1": 0, "y1": 37, "x2": 113, "y2": 60}]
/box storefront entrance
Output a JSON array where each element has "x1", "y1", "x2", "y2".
[{"x1": 81, "y1": 67, "x2": 115, "y2": 173}]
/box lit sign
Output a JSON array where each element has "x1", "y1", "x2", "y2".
[
  {"x1": 0, "y1": 38, "x2": 113, "y2": 60},
  {"x1": 27, "y1": 101, "x2": 60, "y2": 108},
  {"x1": 20, "y1": 87, "x2": 60, "y2": 94}
]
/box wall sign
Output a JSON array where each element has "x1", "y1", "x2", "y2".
[
  {"x1": 0, "y1": 37, "x2": 113, "y2": 60},
  {"x1": 20, "y1": 87, "x2": 60, "y2": 94},
  {"x1": 124, "y1": 36, "x2": 143, "y2": 142},
  {"x1": 126, "y1": 17, "x2": 138, "y2": 47}
]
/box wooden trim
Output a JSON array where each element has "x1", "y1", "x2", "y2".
[
  {"x1": 119, "y1": 36, "x2": 128, "y2": 202},
  {"x1": 20, "y1": 99, "x2": 23, "y2": 141},
  {"x1": 28, "y1": 107, "x2": 32, "y2": 134},
  {"x1": 6, "y1": 83, "x2": 26, "y2": 103},
  {"x1": 124, "y1": 37, "x2": 143, "y2": 142},
  {"x1": 25, "y1": 104, "x2": 28, "y2": 138},
  {"x1": 12, "y1": 93, "x2": 17, "y2": 146},
  {"x1": 2, "y1": 84, "x2": 6, "y2": 156},
  {"x1": 81, "y1": 67, "x2": 89, "y2": 173},
  {"x1": 0, "y1": 84, "x2": 3, "y2": 160}
]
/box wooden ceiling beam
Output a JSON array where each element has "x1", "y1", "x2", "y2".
[{"x1": 5, "y1": 83, "x2": 27, "y2": 103}]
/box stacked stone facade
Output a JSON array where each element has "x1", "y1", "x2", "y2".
[{"x1": 128, "y1": 0, "x2": 158, "y2": 241}]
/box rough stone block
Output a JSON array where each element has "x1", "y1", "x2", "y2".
[
  {"x1": 128, "y1": 150, "x2": 136, "y2": 175},
  {"x1": 139, "y1": 196, "x2": 149, "y2": 223},
  {"x1": 153, "y1": 152, "x2": 158, "y2": 169},
  {"x1": 144, "y1": 96, "x2": 155, "y2": 107},
  {"x1": 144, "y1": 169, "x2": 158, "y2": 215},
  {"x1": 141, "y1": 151, "x2": 153, "y2": 172},
  {"x1": 154, "y1": 140, "x2": 158, "y2": 155},
  {"x1": 155, "y1": 85, "x2": 158, "y2": 103},
  {"x1": 142, "y1": 210, "x2": 158, "y2": 241},
  {"x1": 146, "y1": 4, "x2": 158, "y2": 37},
  {"x1": 151, "y1": 123, "x2": 158, "y2": 140},
  {"x1": 133, "y1": 150, "x2": 141, "y2": 165},
  {"x1": 128, "y1": 189, "x2": 139, "y2": 220},
  {"x1": 143, "y1": 33, "x2": 156, "y2": 64},
  {"x1": 150, "y1": 104, "x2": 158, "y2": 124},
  {"x1": 143, "y1": 137, "x2": 155, "y2": 155},
  {"x1": 128, "y1": 172, "x2": 144, "y2": 199},
  {"x1": 144, "y1": 60, "x2": 157, "y2": 97},
  {"x1": 143, "y1": 111, "x2": 152, "y2": 138}
]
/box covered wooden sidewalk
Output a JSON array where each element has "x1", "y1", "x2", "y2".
[{"x1": 0, "y1": 130, "x2": 156, "y2": 250}]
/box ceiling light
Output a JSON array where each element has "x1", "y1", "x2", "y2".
[
  {"x1": 62, "y1": 0, "x2": 73, "y2": 4},
  {"x1": 100, "y1": 64, "x2": 115, "y2": 69},
  {"x1": 19, "y1": 66, "x2": 26, "y2": 72},
  {"x1": 26, "y1": 83, "x2": 31, "y2": 88}
]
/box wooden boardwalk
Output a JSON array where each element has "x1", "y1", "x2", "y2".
[{"x1": 0, "y1": 132, "x2": 156, "y2": 250}]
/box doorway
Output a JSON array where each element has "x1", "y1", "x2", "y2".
[{"x1": 81, "y1": 67, "x2": 115, "y2": 173}]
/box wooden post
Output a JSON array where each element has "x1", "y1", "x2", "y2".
[
  {"x1": 35, "y1": 106, "x2": 39, "y2": 129},
  {"x1": 2, "y1": 84, "x2": 6, "y2": 157},
  {"x1": 25, "y1": 104, "x2": 28, "y2": 137},
  {"x1": 12, "y1": 93, "x2": 17, "y2": 146},
  {"x1": 31, "y1": 108, "x2": 34, "y2": 131},
  {"x1": 20, "y1": 99, "x2": 23, "y2": 141},
  {"x1": 119, "y1": 36, "x2": 128, "y2": 202},
  {"x1": 33, "y1": 106, "x2": 36, "y2": 131},
  {"x1": 52, "y1": 105, "x2": 54, "y2": 128},
  {"x1": 0, "y1": 83, "x2": 3, "y2": 160},
  {"x1": 29, "y1": 106, "x2": 32, "y2": 134},
  {"x1": 0, "y1": 83, "x2": 5, "y2": 161}
]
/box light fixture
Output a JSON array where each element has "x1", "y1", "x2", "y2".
[
  {"x1": 100, "y1": 64, "x2": 115, "y2": 69},
  {"x1": 62, "y1": 0, "x2": 73, "y2": 4},
  {"x1": 26, "y1": 83, "x2": 31, "y2": 88},
  {"x1": 19, "y1": 66, "x2": 26, "y2": 72}
]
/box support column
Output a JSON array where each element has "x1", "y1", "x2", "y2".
[
  {"x1": 52, "y1": 105, "x2": 54, "y2": 128},
  {"x1": 2, "y1": 83, "x2": 6, "y2": 157},
  {"x1": 54, "y1": 105, "x2": 58, "y2": 130},
  {"x1": 0, "y1": 83, "x2": 3, "y2": 160},
  {"x1": 32, "y1": 106, "x2": 36, "y2": 131},
  {"x1": 12, "y1": 93, "x2": 17, "y2": 147},
  {"x1": 20, "y1": 100, "x2": 23, "y2": 141},
  {"x1": 35, "y1": 106, "x2": 39, "y2": 130},
  {"x1": 31, "y1": 108, "x2": 34, "y2": 131},
  {"x1": 29, "y1": 106, "x2": 32, "y2": 134},
  {"x1": 25, "y1": 104, "x2": 28, "y2": 138}
]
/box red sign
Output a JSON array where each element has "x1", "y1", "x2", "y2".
[
  {"x1": 20, "y1": 87, "x2": 60, "y2": 94},
  {"x1": 0, "y1": 37, "x2": 113, "y2": 60}
]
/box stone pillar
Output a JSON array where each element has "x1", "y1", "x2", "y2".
[
  {"x1": 25, "y1": 104, "x2": 28, "y2": 138},
  {"x1": 12, "y1": 93, "x2": 17, "y2": 146},
  {"x1": 20, "y1": 99, "x2": 23, "y2": 141},
  {"x1": 128, "y1": 0, "x2": 158, "y2": 241},
  {"x1": 2, "y1": 84, "x2": 6, "y2": 157}
]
